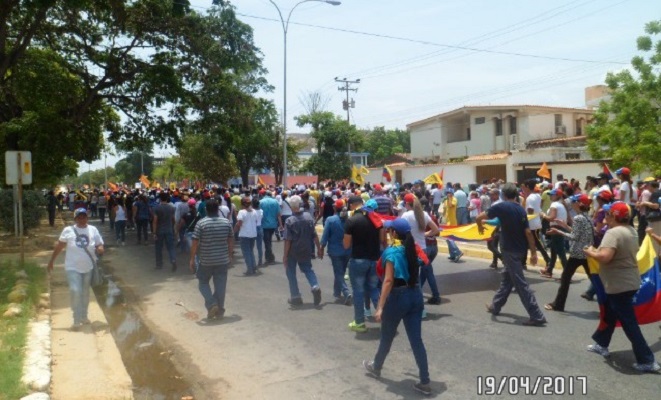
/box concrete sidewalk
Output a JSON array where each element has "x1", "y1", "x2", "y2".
[{"x1": 49, "y1": 266, "x2": 133, "y2": 400}]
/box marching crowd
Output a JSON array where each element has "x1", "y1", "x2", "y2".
[{"x1": 48, "y1": 166, "x2": 661, "y2": 396}]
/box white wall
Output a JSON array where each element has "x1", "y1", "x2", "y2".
[
  {"x1": 410, "y1": 121, "x2": 441, "y2": 159},
  {"x1": 361, "y1": 164, "x2": 475, "y2": 187}
]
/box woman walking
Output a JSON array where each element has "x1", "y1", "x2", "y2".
[
  {"x1": 252, "y1": 198, "x2": 264, "y2": 267},
  {"x1": 47, "y1": 208, "x2": 105, "y2": 331},
  {"x1": 114, "y1": 197, "x2": 127, "y2": 246},
  {"x1": 235, "y1": 197, "x2": 259, "y2": 275},
  {"x1": 363, "y1": 218, "x2": 432, "y2": 396},
  {"x1": 544, "y1": 194, "x2": 593, "y2": 311}
]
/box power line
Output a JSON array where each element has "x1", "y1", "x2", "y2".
[{"x1": 235, "y1": 12, "x2": 629, "y2": 65}]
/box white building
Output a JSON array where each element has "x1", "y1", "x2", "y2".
[{"x1": 395, "y1": 103, "x2": 607, "y2": 185}]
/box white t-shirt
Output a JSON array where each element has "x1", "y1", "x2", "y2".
[
  {"x1": 219, "y1": 205, "x2": 231, "y2": 219},
  {"x1": 115, "y1": 205, "x2": 127, "y2": 221},
  {"x1": 619, "y1": 181, "x2": 638, "y2": 204},
  {"x1": 280, "y1": 199, "x2": 293, "y2": 216},
  {"x1": 431, "y1": 188, "x2": 443, "y2": 205},
  {"x1": 237, "y1": 209, "x2": 258, "y2": 238},
  {"x1": 401, "y1": 210, "x2": 432, "y2": 248},
  {"x1": 256, "y1": 209, "x2": 263, "y2": 227},
  {"x1": 59, "y1": 225, "x2": 104, "y2": 273},
  {"x1": 526, "y1": 193, "x2": 543, "y2": 230},
  {"x1": 549, "y1": 201, "x2": 568, "y2": 227}
]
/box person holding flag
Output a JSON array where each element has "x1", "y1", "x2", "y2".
[{"x1": 583, "y1": 202, "x2": 660, "y2": 372}]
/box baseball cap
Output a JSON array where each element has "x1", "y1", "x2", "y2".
[
  {"x1": 615, "y1": 167, "x2": 630, "y2": 175},
  {"x1": 384, "y1": 218, "x2": 411, "y2": 236},
  {"x1": 404, "y1": 193, "x2": 416, "y2": 203},
  {"x1": 364, "y1": 199, "x2": 378, "y2": 211},
  {"x1": 605, "y1": 201, "x2": 630, "y2": 218},
  {"x1": 597, "y1": 172, "x2": 610, "y2": 180},
  {"x1": 334, "y1": 199, "x2": 345, "y2": 209},
  {"x1": 259, "y1": 189, "x2": 266, "y2": 195},
  {"x1": 74, "y1": 208, "x2": 88, "y2": 218},
  {"x1": 373, "y1": 184, "x2": 383, "y2": 192},
  {"x1": 548, "y1": 189, "x2": 560, "y2": 196},
  {"x1": 643, "y1": 177, "x2": 655, "y2": 183},
  {"x1": 413, "y1": 179, "x2": 423, "y2": 185},
  {"x1": 570, "y1": 194, "x2": 590, "y2": 206},
  {"x1": 596, "y1": 190, "x2": 613, "y2": 201},
  {"x1": 187, "y1": 199, "x2": 197, "y2": 206},
  {"x1": 445, "y1": 188, "x2": 454, "y2": 194}
]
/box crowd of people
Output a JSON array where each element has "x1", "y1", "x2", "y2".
[{"x1": 48, "y1": 166, "x2": 661, "y2": 395}]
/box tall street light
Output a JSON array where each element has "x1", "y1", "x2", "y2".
[{"x1": 269, "y1": 0, "x2": 341, "y2": 189}]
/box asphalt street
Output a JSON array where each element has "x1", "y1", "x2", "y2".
[{"x1": 96, "y1": 220, "x2": 661, "y2": 400}]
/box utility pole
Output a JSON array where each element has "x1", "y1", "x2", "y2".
[{"x1": 335, "y1": 77, "x2": 360, "y2": 164}]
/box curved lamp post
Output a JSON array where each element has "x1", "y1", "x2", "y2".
[{"x1": 268, "y1": 0, "x2": 341, "y2": 189}]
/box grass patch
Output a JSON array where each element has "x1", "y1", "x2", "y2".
[{"x1": 0, "y1": 259, "x2": 47, "y2": 400}]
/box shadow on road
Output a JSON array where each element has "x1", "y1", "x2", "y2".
[{"x1": 196, "y1": 314, "x2": 243, "y2": 326}]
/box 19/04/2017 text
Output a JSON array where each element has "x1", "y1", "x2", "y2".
[{"x1": 477, "y1": 375, "x2": 587, "y2": 396}]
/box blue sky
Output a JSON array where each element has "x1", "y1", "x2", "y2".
[{"x1": 86, "y1": 0, "x2": 652, "y2": 170}]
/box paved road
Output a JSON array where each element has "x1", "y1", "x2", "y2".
[{"x1": 96, "y1": 221, "x2": 661, "y2": 399}]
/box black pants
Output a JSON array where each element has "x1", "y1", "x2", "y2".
[
  {"x1": 531, "y1": 229, "x2": 550, "y2": 264},
  {"x1": 637, "y1": 214, "x2": 648, "y2": 245},
  {"x1": 98, "y1": 207, "x2": 106, "y2": 223},
  {"x1": 48, "y1": 208, "x2": 56, "y2": 226},
  {"x1": 136, "y1": 219, "x2": 149, "y2": 243},
  {"x1": 550, "y1": 257, "x2": 589, "y2": 311},
  {"x1": 487, "y1": 231, "x2": 502, "y2": 265}
]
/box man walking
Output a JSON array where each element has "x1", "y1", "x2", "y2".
[
  {"x1": 152, "y1": 191, "x2": 177, "y2": 271},
  {"x1": 190, "y1": 199, "x2": 234, "y2": 320},
  {"x1": 260, "y1": 191, "x2": 282, "y2": 264},
  {"x1": 477, "y1": 183, "x2": 547, "y2": 326},
  {"x1": 344, "y1": 195, "x2": 385, "y2": 333},
  {"x1": 454, "y1": 183, "x2": 469, "y2": 225},
  {"x1": 283, "y1": 195, "x2": 323, "y2": 306}
]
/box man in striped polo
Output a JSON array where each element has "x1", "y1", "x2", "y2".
[{"x1": 190, "y1": 199, "x2": 234, "y2": 320}]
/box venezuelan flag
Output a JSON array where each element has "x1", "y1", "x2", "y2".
[
  {"x1": 438, "y1": 215, "x2": 536, "y2": 242},
  {"x1": 382, "y1": 165, "x2": 393, "y2": 182},
  {"x1": 602, "y1": 163, "x2": 613, "y2": 180},
  {"x1": 588, "y1": 235, "x2": 661, "y2": 327}
]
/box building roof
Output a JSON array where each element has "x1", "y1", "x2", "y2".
[
  {"x1": 257, "y1": 174, "x2": 319, "y2": 187},
  {"x1": 525, "y1": 136, "x2": 587, "y2": 149},
  {"x1": 407, "y1": 105, "x2": 593, "y2": 128},
  {"x1": 369, "y1": 153, "x2": 413, "y2": 167},
  {"x1": 464, "y1": 152, "x2": 510, "y2": 162}
]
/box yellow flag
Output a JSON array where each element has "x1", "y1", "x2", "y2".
[
  {"x1": 258, "y1": 176, "x2": 266, "y2": 186},
  {"x1": 537, "y1": 162, "x2": 551, "y2": 179},
  {"x1": 360, "y1": 165, "x2": 370, "y2": 176},
  {"x1": 423, "y1": 172, "x2": 442, "y2": 185},
  {"x1": 139, "y1": 175, "x2": 150, "y2": 188}
]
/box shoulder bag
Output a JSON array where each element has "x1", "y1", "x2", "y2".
[{"x1": 72, "y1": 226, "x2": 105, "y2": 287}]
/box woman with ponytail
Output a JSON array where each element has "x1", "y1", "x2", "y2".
[
  {"x1": 401, "y1": 193, "x2": 442, "y2": 305},
  {"x1": 363, "y1": 218, "x2": 432, "y2": 396}
]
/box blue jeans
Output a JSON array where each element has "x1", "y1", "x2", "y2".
[
  {"x1": 115, "y1": 220, "x2": 126, "y2": 242},
  {"x1": 330, "y1": 255, "x2": 351, "y2": 298},
  {"x1": 420, "y1": 245, "x2": 440, "y2": 299},
  {"x1": 66, "y1": 270, "x2": 92, "y2": 324},
  {"x1": 447, "y1": 239, "x2": 462, "y2": 259},
  {"x1": 239, "y1": 237, "x2": 256, "y2": 274},
  {"x1": 592, "y1": 290, "x2": 655, "y2": 364},
  {"x1": 263, "y1": 227, "x2": 275, "y2": 261},
  {"x1": 286, "y1": 258, "x2": 319, "y2": 299},
  {"x1": 456, "y1": 207, "x2": 469, "y2": 225},
  {"x1": 349, "y1": 258, "x2": 381, "y2": 324},
  {"x1": 373, "y1": 286, "x2": 429, "y2": 385},
  {"x1": 196, "y1": 263, "x2": 229, "y2": 313},
  {"x1": 155, "y1": 232, "x2": 176, "y2": 267},
  {"x1": 255, "y1": 227, "x2": 264, "y2": 265},
  {"x1": 547, "y1": 234, "x2": 568, "y2": 273}
]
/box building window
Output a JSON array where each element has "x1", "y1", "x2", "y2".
[
  {"x1": 495, "y1": 119, "x2": 503, "y2": 136},
  {"x1": 467, "y1": 127, "x2": 471, "y2": 141},
  {"x1": 575, "y1": 119, "x2": 583, "y2": 135},
  {"x1": 555, "y1": 114, "x2": 563, "y2": 127},
  {"x1": 565, "y1": 153, "x2": 580, "y2": 160},
  {"x1": 475, "y1": 117, "x2": 485, "y2": 124},
  {"x1": 510, "y1": 117, "x2": 517, "y2": 134}
]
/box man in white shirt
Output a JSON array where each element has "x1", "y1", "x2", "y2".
[
  {"x1": 430, "y1": 184, "x2": 443, "y2": 218},
  {"x1": 522, "y1": 180, "x2": 550, "y2": 267}
]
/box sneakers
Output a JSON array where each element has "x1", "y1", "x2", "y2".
[
  {"x1": 454, "y1": 252, "x2": 463, "y2": 262},
  {"x1": 427, "y1": 297, "x2": 441, "y2": 305},
  {"x1": 489, "y1": 262, "x2": 498, "y2": 269},
  {"x1": 364, "y1": 307, "x2": 372, "y2": 318},
  {"x1": 580, "y1": 292, "x2": 594, "y2": 301},
  {"x1": 171, "y1": 262, "x2": 178, "y2": 272},
  {"x1": 421, "y1": 309, "x2": 428, "y2": 319},
  {"x1": 632, "y1": 361, "x2": 661, "y2": 372},
  {"x1": 344, "y1": 293, "x2": 353, "y2": 306},
  {"x1": 587, "y1": 343, "x2": 610, "y2": 357},
  {"x1": 81, "y1": 318, "x2": 92, "y2": 325},
  {"x1": 207, "y1": 304, "x2": 220, "y2": 319},
  {"x1": 288, "y1": 297, "x2": 303, "y2": 306},
  {"x1": 521, "y1": 318, "x2": 547, "y2": 326},
  {"x1": 312, "y1": 286, "x2": 322, "y2": 306},
  {"x1": 70, "y1": 322, "x2": 83, "y2": 332},
  {"x1": 413, "y1": 382, "x2": 432, "y2": 396},
  {"x1": 363, "y1": 360, "x2": 381, "y2": 378},
  {"x1": 348, "y1": 321, "x2": 367, "y2": 333}
]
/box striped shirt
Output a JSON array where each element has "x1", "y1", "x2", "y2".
[{"x1": 192, "y1": 216, "x2": 233, "y2": 266}]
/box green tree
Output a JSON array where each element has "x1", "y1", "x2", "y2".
[
  {"x1": 0, "y1": 1, "x2": 268, "y2": 185},
  {"x1": 295, "y1": 112, "x2": 362, "y2": 181},
  {"x1": 151, "y1": 156, "x2": 193, "y2": 186},
  {"x1": 358, "y1": 127, "x2": 411, "y2": 163},
  {"x1": 179, "y1": 133, "x2": 238, "y2": 184},
  {"x1": 587, "y1": 20, "x2": 661, "y2": 175},
  {"x1": 113, "y1": 152, "x2": 154, "y2": 184}
]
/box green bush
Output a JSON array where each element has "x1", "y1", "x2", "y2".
[{"x1": 0, "y1": 189, "x2": 45, "y2": 234}]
